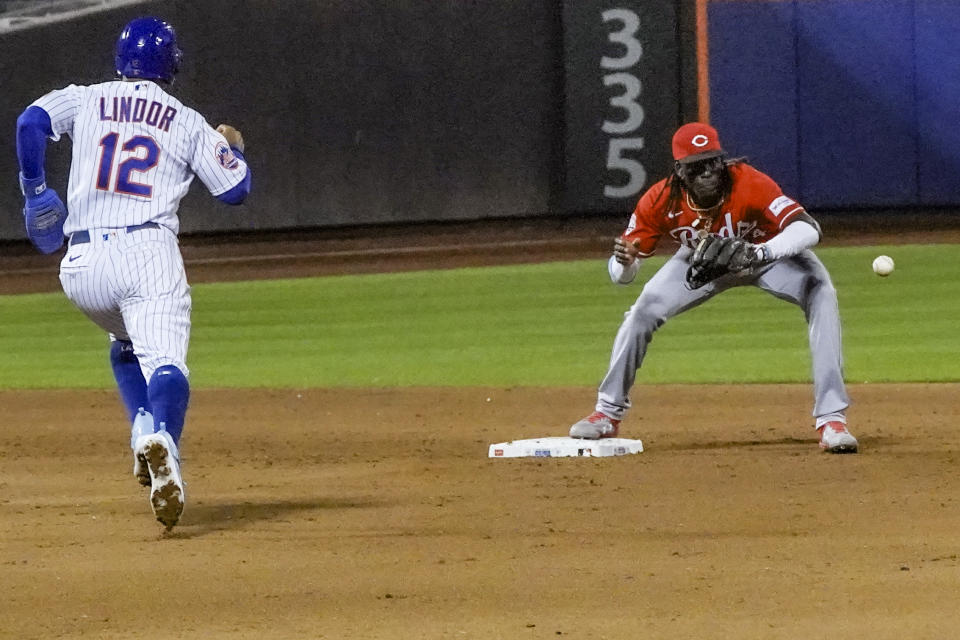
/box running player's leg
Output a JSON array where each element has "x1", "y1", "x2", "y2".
[
  {"x1": 117, "y1": 231, "x2": 191, "y2": 526},
  {"x1": 753, "y1": 251, "x2": 850, "y2": 421},
  {"x1": 118, "y1": 232, "x2": 192, "y2": 447},
  {"x1": 123, "y1": 304, "x2": 191, "y2": 447},
  {"x1": 595, "y1": 250, "x2": 732, "y2": 419}
]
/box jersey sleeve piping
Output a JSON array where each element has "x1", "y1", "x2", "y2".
[{"x1": 777, "y1": 205, "x2": 805, "y2": 229}]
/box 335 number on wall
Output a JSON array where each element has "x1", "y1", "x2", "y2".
[{"x1": 601, "y1": 8, "x2": 646, "y2": 199}]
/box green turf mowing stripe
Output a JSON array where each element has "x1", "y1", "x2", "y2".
[{"x1": 0, "y1": 244, "x2": 955, "y2": 388}]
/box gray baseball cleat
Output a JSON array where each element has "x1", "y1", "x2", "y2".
[
  {"x1": 817, "y1": 421, "x2": 859, "y2": 453},
  {"x1": 135, "y1": 431, "x2": 185, "y2": 530},
  {"x1": 569, "y1": 411, "x2": 621, "y2": 439}
]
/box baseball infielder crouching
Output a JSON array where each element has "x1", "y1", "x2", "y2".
[
  {"x1": 16, "y1": 16, "x2": 252, "y2": 529},
  {"x1": 569, "y1": 122, "x2": 857, "y2": 454}
]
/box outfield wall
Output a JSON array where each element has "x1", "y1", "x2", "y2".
[
  {"x1": 0, "y1": 0, "x2": 957, "y2": 242},
  {"x1": 707, "y1": 0, "x2": 960, "y2": 209},
  {"x1": 0, "y1": 0, "x2": 570, "y2": 237},
  {"x1": 0, "y1": 0, "x2": 689, "y2": 239}
]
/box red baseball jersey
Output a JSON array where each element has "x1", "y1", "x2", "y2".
[{"x1": 623, "y1": 163, "x2": 805, "y2": 257}]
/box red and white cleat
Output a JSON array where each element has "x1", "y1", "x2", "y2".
[
  {"x1": 569, "y1": 411, "x2": 621, "y2": 439},
  {"x1": 817, "y1": 421, "x2": 859, "y2": 454}
]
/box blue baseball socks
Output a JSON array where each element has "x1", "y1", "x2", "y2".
[{"x1": 147, "y1": 365, "x2": 190, "y2": 446}]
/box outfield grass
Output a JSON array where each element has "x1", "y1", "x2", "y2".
[{"x1": 0, "y1": 244, "x2": 956, "y2": 388}]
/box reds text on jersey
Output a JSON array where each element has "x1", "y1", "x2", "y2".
[
  {"x1": 31, "y1": 80, "x2": 247, "y2": 235},
  {"x1": 623, "y1": 163, "x2": 804, "y2": 257}
]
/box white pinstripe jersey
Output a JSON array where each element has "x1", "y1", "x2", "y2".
[{"x1": 32, "y1": 80, "x2": 247, "y2": 236}]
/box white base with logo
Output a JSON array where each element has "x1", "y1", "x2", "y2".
[{"x1": 488, "y1": 436, "x2": 643, "y2": 458}]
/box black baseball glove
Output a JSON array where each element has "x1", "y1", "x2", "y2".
[{"x1": 685, "y1": 234, "x2": 766, "y2": 289}]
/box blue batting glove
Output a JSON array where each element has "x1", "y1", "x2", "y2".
[{"x1": 20, "y1": 172, "x2": 66, "y2": 254}]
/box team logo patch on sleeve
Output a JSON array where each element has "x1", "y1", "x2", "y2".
[
  {"x1": 215, "y1": 142, "x2": 240, "y2": 170},
  {"x1": 768, "y1": 195, "x2": 796, "y2": 217}
]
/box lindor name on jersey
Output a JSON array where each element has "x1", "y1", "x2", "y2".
[
  {"x1": 33, "y1": 80, "x2": 247, "y2": 235},
  {"x1": 99, "y1": 96, "x2": 177, "y2": 132}
]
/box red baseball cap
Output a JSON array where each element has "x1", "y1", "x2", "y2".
[{"x1": 672, "y1": 122, "x2": 724, "y2": 163}]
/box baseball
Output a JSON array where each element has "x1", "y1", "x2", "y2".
[{"x1": 872, "y1": 255, "x2": 894, "y2": 277}]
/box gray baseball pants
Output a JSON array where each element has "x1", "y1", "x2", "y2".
[{"x1": 595, "y1": 247, "x2": 850, "y2": 422}]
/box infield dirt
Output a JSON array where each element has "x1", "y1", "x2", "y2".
[{"x1": 2, "y1": 215, "x2": 959, "y2": 639}]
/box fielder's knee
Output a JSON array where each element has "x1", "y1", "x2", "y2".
[
  {"x1": 803, "y1": 273, "x2": 837, "y2": 303},
  {"x1": 627, "y1": 295, "x2": 668, "y2": 335}
]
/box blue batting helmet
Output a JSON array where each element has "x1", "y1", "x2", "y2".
[{"x1": 115, "y1": 17, "x2": 182, "y2": 84}]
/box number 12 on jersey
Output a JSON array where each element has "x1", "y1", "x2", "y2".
[{"x1": 96, "y1": 132, "x2": 160, "y2": 197}]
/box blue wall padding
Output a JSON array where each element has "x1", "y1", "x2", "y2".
[
  {"x1": 796, "y1": 0, "x2": 917, "y2": 207},
  {"x1": 708, "y1": 1, "x2": 800, "y2": 199},
  {"x1": 915, "y1": 1, "x2": 960, "y2": 204},
  {"x1": 706, "y1": 0, "x2": 960, "y2": 209}
]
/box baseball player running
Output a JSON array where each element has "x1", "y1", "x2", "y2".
[
  {"x1": 15, "y1": 16, "x2": 252, "y2": 529},
  {"x1": 569, "y1": 122, "x2": 857, "y2": 453}
]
